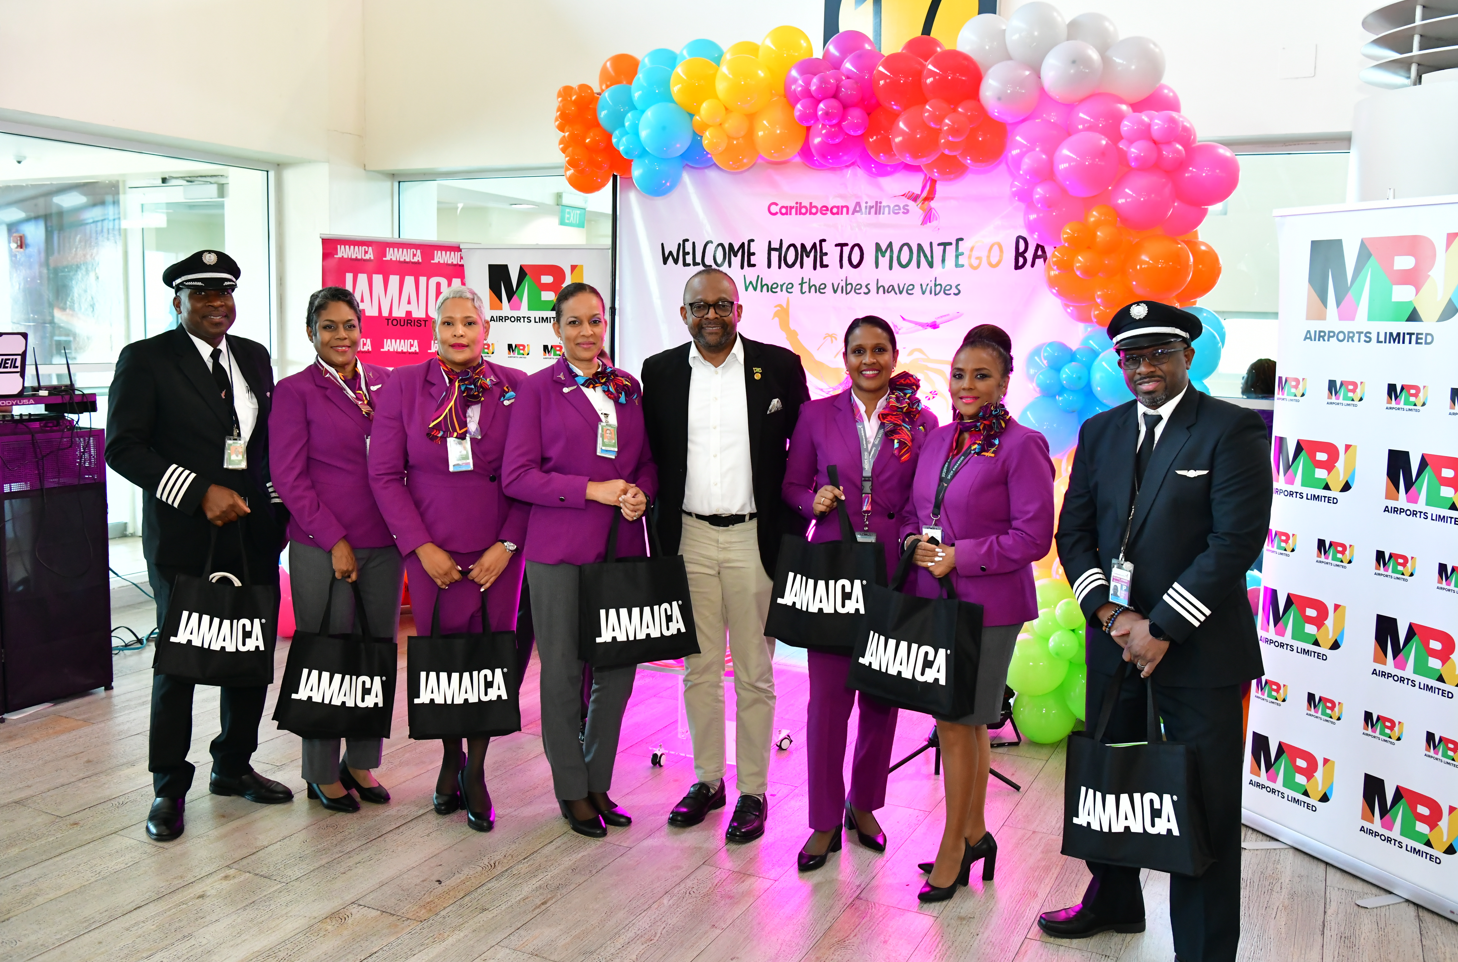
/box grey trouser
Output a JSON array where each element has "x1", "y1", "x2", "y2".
[
  {"x1": 288, "y1": 540, "x2": 403, "y2": 783},
  {"x1": 527, "y1": 561, "x2": 636, "y2": 800}
]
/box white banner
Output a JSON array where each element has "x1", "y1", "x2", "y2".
[{"x1": 1246, "y1": 197, "x2": 1458, "y2": 920}]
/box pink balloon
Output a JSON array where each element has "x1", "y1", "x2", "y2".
[
  {"x1": 824, "y1": 29, "x2": 877, "y2": 70},
  {"x1": 1124, "y1": 139, "x2": 1157, "y2": 169},
  {"x1": 1020, "y1": 148, "x2": 1052, "y2": 181},
  {"x1": 1005, "y1": 119, "x2": 1067, "y2": 176},
  {"x1": 837, "y1": 79, "x2": 862, "y2": 106},
  {"x1": 1162, "y1": 200, "x2": 1208, "y2": 236},
  {"x1": 810, "y1": 125, "x2": 862, "y2": 166},
  {"x1": 1157, "y1": 142, "x2": 1186, "y2": 171},
  {"x1": 810, "y1": 73, "x2": 838, "y2": 100},
  {"x1": 1026, "y1": 90, "x2": 1070, "y2": 130},
  {"x1": 794, "y1": 98, "x2": 819, "y2": 126},
  {"x1": 1120, "y1": 113, "x2": 1151, "y2": 142},
  {"x1": 1176, "y1": 116, "x2": 1197, "y2": 148},
  {"x1": 1131, "y1": 83, "x2": 1181, "y2": 114},
  {"x1": 798, "y1": 135, "x2": 831, "y2": 169},
  {"x1": 1149, "y1": 112, "x2": 1181, "y2": 144},
  {"x1": 818, "y1": 98, "x2": 844, "y2": 125},
  {"x1": 857, "y1": 143, "x2": 904, "y2": 176},
  {"x1": 841, "y1": 106, "x2": 869, "y2": 136},
  {"x1": 1110, "y1": 168, "x2": 1176, "y2": 229},
  {"x1": 1067, "y1": 93, "x2": 1132, "y2": 142},
  {"x1": 840, "y1": 48, "x2": 884, "y2": 85},
  {"x1": 819, "y1": 122, "x2": 845, "y2": 144},
  {"x1": 1010, "y1": 177, "x2": 1038, "y2": 205},
  {"x1": 785, "y1": 58, "x2": 830, "y2": 100},
  {"x1": 1032, "y1": 178, "x2": 1070, "y2": 211},
  {"x1": 1054, "y1": 131, "x2": 1121, "y2": 197},
  {"x1": 1025, "y1": 195, "x2": 1084, "y2": 246},
  {"x1": 1173, "y1": 142, "x2": 1240, "y2": 206}
]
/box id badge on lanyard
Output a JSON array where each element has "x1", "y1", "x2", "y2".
[
  {"x1": 596, "y1": 417, "x2": 619, "y2": 458},
  {"x1": 223, "y1": 435, "x2": 247, "y2": 470},
  {"x1": 1110, "y1": 477, "x2": 1140, "y2": 605},
  {"x1": 854, "y1": 416, "x2": 882, "y2": 538},
  {"x1": 925, "y1": 444, "x2": 972, "y2": 544},
  {"x1": 447, "y1": 437, "x2": 473, "y2": 472}
]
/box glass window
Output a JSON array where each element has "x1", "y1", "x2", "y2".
[{"x1": 397, "y1": 173, "x2": 613, "y2": 245}]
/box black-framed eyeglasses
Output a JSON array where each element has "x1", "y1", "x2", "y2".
[
  {"x1": 687, "y1": 299, "x2": 737, "y2": 318},
  {"x1": 1116, "y1": 346, "x2": 1186, "y2": 371}
]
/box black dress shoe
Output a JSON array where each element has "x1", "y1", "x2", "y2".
[
  {"x1": 919, "y1": 840, "x2": 975, "y2": 902},
  {"x1": 919, "y1": 831, "x2": 997, "y2": 882},
  {"x1": 306, "y1": 783, "x2": 360, "y2": 813},
  {"x1": 146, "y1": 797, "x2": 184, "y2": 842},
  {"x1": 339, "y1": 762, "x2": 390, "y2": 804},
  {"x1": 458, "y1": 770, "x2": 494, "y2": 832},
  {"x1": 667, "y1": 780, "x2": 726, "y2": 827},
  {"x1": 1037, "y1": 902, "x2": 1146, "y2": 938},
  {"x1": 725, "y1": 793, "x2": 767, "y2": 843},
  {"x1": 209, "y1": 769, "x2": 294, "y2": 804},
  {"x1": 844, "y1": 801, "x2": 886, "y2": 852},
  {"x1": 560, "y1": 799, "x2": 608, "y2": 838},
  {"x1": 590, "y1": 794, "x2": 632, "y2": 827},
  {"x1": 434, "y1": 751, "x2": 465, "y2": 814},
  {"x1": 797, "y1": 830, "x2": 842, "y2": 872}
]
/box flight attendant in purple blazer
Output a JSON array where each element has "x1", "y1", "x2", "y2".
[
  {"x1": 902, "y1": 324, "x2": 1055, "y2": 903},
  {"x1": 502, "y1": 282, "x2": 656, "y2": 839},
  {"x1": 368, "y1": 284, "x2": 528, "y2": 833},
  {"x1": 781, "y1": 315, "x2": 938, "y2": 872},
  {"x1": 272, "y1": 287, "x2": 400, "y2": 813}
]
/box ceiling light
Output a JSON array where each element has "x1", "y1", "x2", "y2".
[
  {"x1": 509, "y1": 203, "x2": 535, "y2": 209},
  {"x1": 52, "y1": 191, "x2": 88, "y2": 209},
  {"x1": 0, "y1": 207, "x2": 26, "y2": 222}
]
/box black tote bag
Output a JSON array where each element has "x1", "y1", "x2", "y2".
[
  {"x1": 273, "y1": 581, "x2": 398, "y2": 739},
  {"x1": 1061, "y1": 664, "x2": 1214, "y2": 877},
  {"x1": 154, "y1": 524, "x2": 278, "y2": 688},
  {"x1": 766, "y1": 465, "x2": 888, "y2": 652},
  {"x1": 847, "y1": 542, "x2": 982, "y2": 718},
  {"x1": 577, "y1": 512, "x2": 699, "y2": 669},
  {"x1": 406, "y1": 588, "x2": 521, "y2": 739}
]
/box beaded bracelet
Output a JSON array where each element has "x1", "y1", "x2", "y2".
[{"x1": 1103, "y1": 605, "x2": 1129, "y2": 635}]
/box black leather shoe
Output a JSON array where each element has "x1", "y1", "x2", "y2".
[
  {"x1": 306, "y1": 783, "x2": 360, "y2": 813},
  {"x1": 339, "y1": 762, "x2": 390, "y2": 804},
  {"x1": 667, "y1": 780, "x2": 726, "y2": 827},
  {"x1": 797, "y1": 830, "x2": 842, "y2": 872},
  {"x1": 146, "y1": 797, "x2": 184, "y2": 842},
  {"x1": 725, "y1": 793, "x2": 767, "y2": 843},
  {"x1": 209, "y1": 769, "x2": 293, "y2": 804},
  {"x1": 560, "y1": 799, "x2": 608, "y2": 838},
  {"x1": 918, "y1": 832, "x2": 997, "y2": 882},
  {"x1": 433, "y1": 789, "x2": 461, "y2": 815},
  {"x1": 1037, "y1": 903, "x2": 1146, "y2": 938},
  {"x1": 919, "y1": 840, "x2": 975, "y2": 902},
  {"x1": 590, "y1": 794, "x2": 632, "y2": 827},
  {"x1": 459, "y1": 770, "x2": 494, "y2": 832},
  {"x1": 844, "y1": 801, "x2": 886, "y2": 852}
]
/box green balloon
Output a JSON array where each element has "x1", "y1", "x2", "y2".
[
  {"x1": 1035, "y1": 578, "x2": 1075, "y2": 610},
  {"x1": 1032, "y1": 608, "x2": 1060, "y2": 639},
  {"x1": 1013, "y1": 690, "x2": 1078, "y2": 744},
  {"x1": 1048, "y1": 628, "x2": 1081, "y2": 660},
  {"x1": 1055, "y1": 598, "x2": 1085, "y2": 631},
  {"x1": 1058, "y1": 662, "x2": 1088, "y2": 720},
  {"x1": 1005, "y1": 637, "x2": 1069, "y2": 697}
]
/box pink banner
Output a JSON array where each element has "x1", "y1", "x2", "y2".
[{"x1": 321, "y1": 236, "x2": 465, "y2": 369}]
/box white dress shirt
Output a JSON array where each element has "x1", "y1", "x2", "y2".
[
  {"x1": 573, "y1": 371, "x2": 619, "y2": 428},
  {"x1": 1134, "y1": 385, "x2": 1187, "y2": 453},
  {"x1": 853, "y1": 390, "x2": 889, "y2": 473},
  {"x1": 187, "y1": 331, "x2": 258, "y2": 444},
  {"x1": 683, "y1": 335, "x2": 755, "y2": 515}
]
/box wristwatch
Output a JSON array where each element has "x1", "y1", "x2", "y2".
[
  {"x1": 500, "y1": 541, "x2": 518, "y2": 553},
  {"x1": 1148, "y1": 620, "x2": 1168, "y2": 640}
]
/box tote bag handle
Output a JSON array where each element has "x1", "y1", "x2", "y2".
[
  {"x1": 825, "y1": 464, "x2": 857, "y2": 544},
  {"x1": 1091, "y1": 662, "x2": 1165, "y2": 745},
  {"x1": 426, "y1": 572, "x2": 490, "y2": 637},
  {"x1": 889, "y1": 538, "x2": 958, "y2": 600},
  {"x1": 200, "y1": 520, "x2": 252, "y2": 585},
  {"x1": 603, "y1": 504, "x2": 657, "y2": 562}
]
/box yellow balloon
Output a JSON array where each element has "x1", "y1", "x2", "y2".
[
  {"x1": 759, "y1": 25, "x2": 814, "y2": 84},
  {"x1": 713, "y1": 132, "x2": 759, "y2": 172},
  {"x1": 716, "y1": 55, "x2": 772, "y2": 115},
  {"x1": 701, "y1": 125, "x2": 729, "y2": 154},
  {"x1": 670, "y1": 57, "x2": 718, "y2": 114},
  {"x1": 722, "y1": 111, "x2": 750, "y2": 139},
  {"x1": 724, "y1": 41, "x2": 760, "y2": 59},
  {"x1": 698, "y1": 98, "x2": 726, "y2": 126},
  {"x1": 752, "y1": 97, "x2": 805, "y2": 161}
]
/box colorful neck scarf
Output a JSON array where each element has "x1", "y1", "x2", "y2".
[
  {"x1": 950, "y1": 401, "x2": 1011, "y2": 460},
  {"x1": 315, "y1": 357, "x2": 372, "y2": 419},
  {"x1": 574, "y1": 361, "x2": 638, "y2": 404},
  {"x1": 427, "y1": 358, "x2": 494, "y2": 442},
  {"x1": 875, "y1": 371, "x2": 924, "y2": 462}
]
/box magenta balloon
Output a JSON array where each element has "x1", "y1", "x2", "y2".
[
  {"x1": 1156, "y1": 141, "x2": 1186, "y2": 171},
  {"x1": 810, "y1": 73, "x2": 838, "y2": 100},
  {"x1": 841, "y1": 106, "x2": 869, "y2": 136},
  {"x1": 1054, "y1": 131, "x2": 1121, "y2": 197},
  {"x1": 1131, "y1": 83, "x2": 1181, "y2": 114},
  {"x1": 819, "y1": 121, "x2": 845, "y2": 144},
  {"x1": 1032, "y1": 178, "x2": 1070, "y2": 211},
  {"x1": 798, "y1": 135, "x2": 831, "y2": 169},
  {"x1": 785, "y1": 57, "x2": 830, "y2": 99},
  {"x1": 1006, "y1": 119, "x2": 1068, "y2": 176},
  {"x1": 857, "y1": 143, "x2": 904, "y2": 176},
  {"x1": 1026, "y1": 89, "x2": 1071, "y2": 130},
  {"x1": 1019, "y1": 148, "x2": 1052, "y2": 180},
  {"x1": 1025, "y1": 195, "x2": 1084, "y2": 246},
  {"x1": 1149, "y1": 111, "x2": 1181, "y2": 144},
  {"x1": 1174, "y1": 141, "x2": 1240, "y2": 206},
  {"x1": 794, "y1": 98, "x2": 819, "y2": 126},
  {"x1": 1120, "y1": 113, "x2": 1151, "y2": 142},
  {"x1": 837, "y1": 79, "x2": 862, "y2": 106},
  {"x1": 1125, "y1": 139, "x2": 1157, "y2": 169},
  {"x1": 824, "y1": 29, "x2": 877, "y2": 70},
  {"x1": 1162, "y1": 199, "x2": 1208, "y2": 236},
  {"x1": 1110, "y1": 168, "x2": 1177, "y2": 229},
  {"x1": 818, "y1": 98, "x2": 845, "y2": 125},
  {"x1": 1067, "y1": 93, "x2": 1131, "y2": 142},
  {"x1": 1177, "y1": 115, "x2": 1197, "y2": 148},
  {"x1": 841, "y1": 48, "x2": 885, "y2": 85},
  {"x1": 810, "y1": 126, "x2": 862, "y2": 166}
]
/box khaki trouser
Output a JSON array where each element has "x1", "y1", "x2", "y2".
[{"x1": 679, "y1": 514, "x2": 776, "y2": 795}]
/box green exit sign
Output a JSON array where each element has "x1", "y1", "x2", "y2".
[{"x1": 559, "y1": 205, "x2": 586, "y2": 229}]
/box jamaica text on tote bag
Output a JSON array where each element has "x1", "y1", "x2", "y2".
[
  {"x1": 154, "y1": 523, "x2": 278, "y2": 687},
  {"x1": 406, "y1": 587, "x2": 521, "y2": 739},
  {"x1": 766, "y1": 464, "x2": 887, "y2": 652},
  {"x1": 1061, "y1": 664, "x2": 1214, "y2": 877},
  {"x1": 273, "y1": 580, "x2": 398, "y2": 739},
  {"x1": 577, "y1": 512, "x2": 699, "y2": 669}
]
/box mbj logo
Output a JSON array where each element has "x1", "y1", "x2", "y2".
[
  {"x1": 857, "y1": 631, "x2": 947, "y2": 685},
  {"x1": 1317, "y1": 538, "x2": 1355, "y2": 565},
  {"x1": 1306, "y1": 234, "x2": 1458, "y2": 323},
  {"x1": 775, "y1": 574, "x2": 865, "y2": 613},
  {"x1": 1375, "y1": 549, "x2": 1417, "y2": 578},
  {"x1": 1326, "y1": 379, "x2": 1366, "y2": 403},
  {"x1": 542, "y1": 344, "x2": 564, "y2": 358},
  {"x1": 1386, "y1": 383, "x2": 1429, "y2": 408},
  {"x1": 1363, "y1": 710, "x2": 1405, "y2": 742},
  {"x1": 482, "y1": 342, "x2": 495, "y2": 356},
  {"x1": 593, "y1": 602, "x2": 688, "y2": 645},
  {"x1": 505, "y1": 343, "x2": 531, "y2": 356},
  {"x1": 486, "y1": 263, "x2": 584, "y2": 312},
  {"x1": 1249, "y1": 731, "x2": 1335, "y2": 803},
  {"x1": 1273, "y1": 437, "x2": 1356, "y2": 492},
  {"x1": 167, "y1": 611, "x2": 268, "y2": 652},
  {"x1": 1385, "y1": 449, "x2": 1458, "y2": 512},
  {"x1": 1373, "y1": 616, "x2": 1458, "y2": 686},
  {"x1": 1306, "y1": 692, "x2": 1345, "y2": 721},
  {"x1": 1261, "y1": 588, "x2": 1345, "y2": 649},
  {"x1": 1267, "y1": 529, "x2": 1297, "y2": 554},
  {"x1": 1361, "y1": 772, "x2": 1457, "y2": 856},
  {"x1": 1426, "y1": 731, "x2": 1458, "y2": 768},
  {"x1": 1070, "y1": 788, "x2": 1183, "y2": 835},
  {"x1": 1253, "y1": 677, "x2": 1288, "y2": 703},
  {"x1": 290, "y1": 670, "x2": 385, "y2": 708},
  {"x1": 1439, "y1": 562, "x2": 1458, "y2": 594},
  {"x1": 1278, "y1": 376, "x2": 1307, "y2": 398}
]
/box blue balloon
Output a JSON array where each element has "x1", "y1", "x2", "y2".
[
  {"x1": 1072, "y1": 345, "x2": 1100, "y2": 368},
  {"x1": 1025, "y1": 343, "x2": 1048, "y2": 379},
  {"x1": 596, "y1": 84, "x2": 635, "y2": 132},
  {"x1": 1189, "y1": 327, "x2": 1221, "y2": 381},
  {"x1": 623, "y1": 110, "x2": 642, "y2": 132},
  {"x1": 639, "y1": 102, "x2": 694, "y2": 158},
  {"x1": 1080, "y1": 328, "x2": 1113, "y2": 353},
  {"x1": 631, "y1": 154, "x2": 684, "y2": 197},
  {"x1": 1186, "y1": 306, "x2": 1225, "y2": 347},
  {"x1": 1020, "y1": 396, "x2": 1080, "y2": 454},
  {"x1": 681, "y1": 133, "x2": 715, "y2": 168},
  {"x1": 1034, "y1": 367, "x2": 1062, "y2": 396},
  {"x1": 640, "y1": 48, "x2": 679, "y2": 71},
  {"x1": 631, "y1": 65, "x2": 674, "y2": 110},
  {"x1": 1060, "y1": 361, "x2": 1089, "y2": 391},
  {"x1": 1055, "y1": 389, "x2": 1086, "y2": 412},
  {"x1": 1090, "y1": 349, "x2": 1134, "y2": 407},
  {"x1": 1076, "y1": 395, "x2": 1110, "y2": 424},
  {"x1": 1191, "y1": 378, "x2": 1211, "y2": 394},
  {"x1": 1039, "y1": 341, "x2": 1074, "y2": 371},
  {"x1": 617, "y1": 129, "x2": 644, "y2": 159},
  {"x1": 679, "y1": 38, "x2": 724, "y2": 64}
]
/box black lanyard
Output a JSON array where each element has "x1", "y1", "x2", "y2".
[
  {"x1": 931, "y1": 438, "x2": 978, "y2": 523},
  {"x1": 1116, "y1": 415, "x2": 1159, "y2": 561}
]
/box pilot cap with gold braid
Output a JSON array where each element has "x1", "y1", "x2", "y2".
[
  {"x1": 1107, "y1": 300, "x2": 1203, "y2": 351},
  {"x1": 162, "y1": 250, "x2": 240, "y2": 291}
]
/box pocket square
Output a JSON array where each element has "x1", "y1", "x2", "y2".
[
  {"x1": 1176, "y1": 469, "x2": 1209, "y2": 477},
  {"x1": 767, "y1": 398, "x2": 782, "y2": 414}
]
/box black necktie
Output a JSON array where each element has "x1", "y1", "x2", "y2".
[
  {"x1": 1136, "y1": 412, "x2": 1160, "y2": 487},
  {"x1": 209, "y1": 347, "x2": 232, "y2": 401}
]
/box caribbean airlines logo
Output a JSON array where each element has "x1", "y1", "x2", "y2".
[
  {"x1": 1277, "y1": 376, "x2": 1307, "y2": 399},
  {"x1": 1316, "y1": 538, "x2": 1355, "y2": 567},
  {"x1": 1386, "y1": 383, "x2": 1428, "y2": 410},
  {"x1": 1248, "y1": 731, "x2": 1334, "y2": 808},
  {"x1": 1273, "y1": 437, "x2": 1356, "y2": 494},
  {"x1": 1439, "y1": 562, "x2": 1458, "y2": 596},
  {"x1": 1260, "y1": 587, "x2": 1345, "y2": 653},
  {"x1": 1372, "y1": 615, "x2": 1458, "y2": 691},
  {"x1": 486, "y1": 263, "x2": 583, "y2": 312},
  {"x1": 1266, "y1": 529, "x2": 1297, "y2": 555},
  {"x1": 1385, "y1": 450, "x2": 1458, "y2": 513},
  {"x1": 1326, "y1": 379, "x2": 1365, "y2": 405},
  {"x1": 1252, "y1": 677, "x2": 1288, "y2": 703},
  {"x1": 1425, "y1": 731, "x2": 1458, "y2": 770},
  {"x1": 1374, "y1": 549, "x2": 1417, "y2": 580},
  {"x1": 1305, "y1": 691, "x2": 1344, "y2": 724},
  {"x1": 1362, "y1": 710, "x2": 1405, "y2": 744},
  {"x1": 1360, "y1": 772, "x2": 1457, "y2": 858},
  {"x1": 1306, "y1": 234, "x2": 1458, "y2": 323}
]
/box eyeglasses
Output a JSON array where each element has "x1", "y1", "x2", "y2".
[
  {"x1": 1116, "y1": 346, "x2": 1186, "y2": 371},
  {"x1": 686, "y1": 299, "x2": 737, "y2": 318}
]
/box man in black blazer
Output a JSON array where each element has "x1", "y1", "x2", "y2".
[
  {"x1": 1038, "y1": 302, "x2": 1271, "y2": 962},
  {"x1": 106, "y1": 250, "x2": 292, "y2": 842},
  {"x1": 641, "y1": 267, "x2": 808, "y2": 842}
]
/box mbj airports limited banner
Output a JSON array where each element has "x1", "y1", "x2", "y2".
[{"x1": 1246, "y1": 198, "x2": 1458, "y2": 921}]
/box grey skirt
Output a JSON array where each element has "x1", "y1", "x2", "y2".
[{"x1": 936, "y1": 623, "x2": 1022, "y2": 727}]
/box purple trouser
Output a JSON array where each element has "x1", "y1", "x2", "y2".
[{"x1": 806, "y1": 649, "x2": 899, "y2": 832}]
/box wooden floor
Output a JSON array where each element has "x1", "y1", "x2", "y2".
[{"x1": 2, "y1": 602, "x2": 1455, "y2": 962}]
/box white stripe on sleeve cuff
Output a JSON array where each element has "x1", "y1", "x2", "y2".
[
  {"x1": 1072, "y1": 567, "x2": 1108, "y2": 603},
  {"x1": 1162, "y1": 587, "x2": 1206, "y2": 628},
  {"x1": 156, "y1": 464, "x2": 196, "y2": 508},
  {"x1": 1169, "y1": 582, "x2": 1210, "y2": 618}
]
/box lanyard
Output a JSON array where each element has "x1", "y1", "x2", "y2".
[
  {"x1": 315, "y1": 357, "x2": 372, "y2": 419},
  {"x1": 931, "y1": 438, "x2": 977, "y2": 523},
  {"x1": 853, "y1": 413, "x2": 884, "y2": 529},
  {"x1": 216, "y1": 340, "x2": 242, "y2": 437}
]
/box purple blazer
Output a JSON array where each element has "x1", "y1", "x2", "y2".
[
  {"x1": 901, "y1": 419, "x2": 1055, "y2": 626},
  {"x1": 502, "y1": 358, "x2": 658, "y2": 566},
  {"x1": 367, "y1": 358, "x2": 528, "y2": 557},
  {"x1": 783, "y1": 388, "x2": 939, "y2": 574},
  {"x1": 271, "y1": 362, "x2": 395, "y2": 550}
]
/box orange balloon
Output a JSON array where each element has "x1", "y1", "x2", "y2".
[
  {"x1": 1086, "y1": 205, "x2": 1118, "y2": 228},
  {"x1": 1045, "y1": 262, "x2": 1097, "y2": 304},
  {"x1": 1177, "y1": 240, "x2": 1221, "y2": 301},
  {"x1": 959, "y1": 121, "x2": 1006, "y2": 168},
  {"x1": 610, "y1": 152, "x2": 633, "y2": 178},
  {"x1": 599, "y1": 54, "x2": 639, "y2": 90},
  {"x1": 1063, "y1": 301, "x2": 1095, "y2": 323},
  {"x1": 1094, "y1": 277, "x2": 1137, "y2": 311},
  {"x1": 1090, "y1": 304, "x2": 1115, "y2": 327},
  {"x1": 1127, "y1": 234, "x2": 1195, "y2": 298},
  {"x1": 565, "y1": 163, "x2": 611, "y2": 194},
  {"x1": 1062, "y1": 222, "x2": 1093, "y2": 248},
  {"x1": 714, "y1": 133, "x2": 759, "y2": 172},
  {"x1": 753, "y1": 97, "x2": 805, "y2": 162}
]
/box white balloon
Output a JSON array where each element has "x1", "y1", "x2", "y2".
[
  {"x1": 1041, "y1": 41, "x2": 1103, "y2": 104},
  {"x1": 980, "y1": 60, "x2": 1043, "y2": 124},
  {"x1": 1004, "y1": 1, "x2": 1068, "y2": 69},
  {"x1": 1099, "y1": 36, "x2": 1166, "y2": 102},
  {"x1": 1066, "y1": 12, "x2": 1119, "y2": 54},
  {"x1": 956, "y1": 13, "x2": 1010, "y2": 75}
]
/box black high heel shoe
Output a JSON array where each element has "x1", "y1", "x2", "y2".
[
  {"x1": 459, "y1": 769, "x2": 495, "y2": 832},
  {"x1": 306, "y1": 783, "x2": 360, "y2": 813},
  {"x1": 844, "y1": 801, "x2": 886, "y2": 852},
  {"x1": 590, "y1": 793, "x2": 633, "y2": 827},
  {"x1": 797, "y1": 829, "x2": 842, "y2": 872},
  {"x1": 339, "y1": 761, "x2": 390, "y2": 804},
  {"x1": 433, "y1": 751, "x2": 464, "y2": 815},
  {"x1": 918, "y1": 840, "x2": 975, "y2": 903},
  {"x1": 559, "y1": 799, "x2": 607, "y2": 838},
  {"x1": 917, "y1": 832, "x2": 997, "y2": 883}
]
